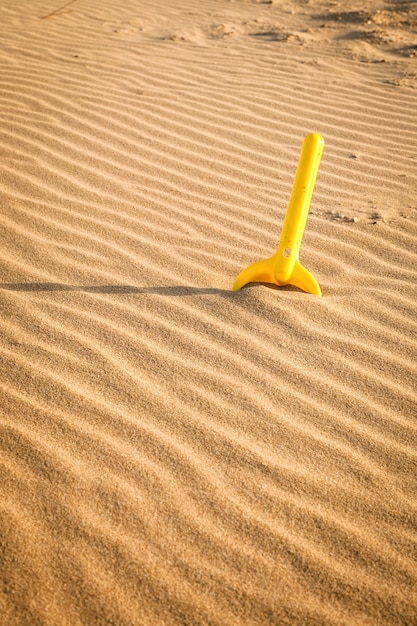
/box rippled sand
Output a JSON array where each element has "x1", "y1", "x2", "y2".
[{"x1": 1, "y1": 0, "x2": 416, "y2": 624}]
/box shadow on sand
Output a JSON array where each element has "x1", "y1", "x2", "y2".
[{"x1": 0, "y1": 282, "x2": 237, "y2": 298}]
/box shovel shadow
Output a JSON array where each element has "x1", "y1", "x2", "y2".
[{"x1": 0, "y1": 282, "x2": 235, "y2": 298}]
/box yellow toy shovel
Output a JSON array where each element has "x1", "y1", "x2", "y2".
[{"x1": 233, "y1": 132, "x2": 323, "y2": 296}]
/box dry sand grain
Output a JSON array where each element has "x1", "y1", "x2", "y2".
[{"x1": 0, "y1": 0, "x2": 416, "y2": 624}]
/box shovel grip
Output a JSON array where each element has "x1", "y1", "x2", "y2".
[{"x1": 275, "y1": 133, "x2": 324, "y2": 282}]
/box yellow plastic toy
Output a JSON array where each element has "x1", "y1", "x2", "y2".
[{"x1": 233, "y1": 132, "x2": 324, "y2": 296}]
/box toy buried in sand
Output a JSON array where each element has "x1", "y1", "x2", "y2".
[{"x1": 233, "y1": 132, "x2": 324, "y2": 296}]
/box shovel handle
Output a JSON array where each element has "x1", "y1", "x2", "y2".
[{"x1": 275, "y1": 133, "x2": 324, "y2": 283}]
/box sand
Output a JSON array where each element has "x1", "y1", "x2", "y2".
[{"x1": 0, "y1": 0, "x2": 416, "y2": 624}]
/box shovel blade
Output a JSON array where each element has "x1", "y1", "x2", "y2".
[
  {"x1": 232, "y1": 257, "x2": 275, "y2": 291},
  {"x1": 233, "y1": 256, "x2": 321, "y2": 296},
  {"x1": 288, "y1": 259, "x2": 321, "y2": 296}
]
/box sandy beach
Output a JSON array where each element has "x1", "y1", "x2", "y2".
[{"x1": 1, "y1": 0, "x2": 416, "y2": 624}]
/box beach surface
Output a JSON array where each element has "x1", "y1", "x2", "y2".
[{"x1": 1, "y1": 0, "x2": 416, "y2": 624}]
